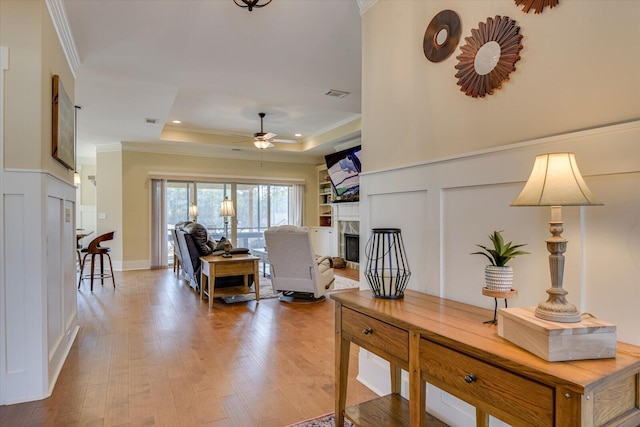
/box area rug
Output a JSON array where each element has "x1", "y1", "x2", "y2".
[
  {"x1": 220, "y1": 275, "x2": 360, "y2": 303},
  {"x1": 286, "y1": 413, "x2": 353, "y2": 427}
]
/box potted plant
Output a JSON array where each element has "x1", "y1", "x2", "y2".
[{"x1": 471, "y1": 230, "x2": 529, "y2": 291}]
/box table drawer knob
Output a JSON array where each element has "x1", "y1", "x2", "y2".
[
  {"x1": 363, "y1": 327, "x2": 373, "y2": 335},
  {"x1": 464, "y1": 373, "x2": 477, "y2": 384}
]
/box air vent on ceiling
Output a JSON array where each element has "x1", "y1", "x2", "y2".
[
  {"x1": 324, "y1": 89, "x2": 350, "y2": 98},
  {"x1": 145, "y1": 118, "x2": 158, "y2": 124}
]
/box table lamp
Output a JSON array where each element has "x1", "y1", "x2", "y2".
[
  {"x1": 219, "y1": 197, "x2": 235, "y2": 240},
  {"x1": 188, "y1": 203, "x2": 198, "y2": 221},
  {"x1": 511, "y1": 153, "x2": 602, "y2": 323}
]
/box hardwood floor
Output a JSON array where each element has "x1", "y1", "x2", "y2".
[{"x1": 0, "y1": 267, "x2": 375, "y2": 426}]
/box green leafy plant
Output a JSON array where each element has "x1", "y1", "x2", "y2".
[{"x1": 471, "y1": 230, "x2": 529, "y2": 267}]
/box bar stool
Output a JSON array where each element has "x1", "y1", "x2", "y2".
[{"x1": 78, "y1": 231, "x2": 116, "y2": 292}]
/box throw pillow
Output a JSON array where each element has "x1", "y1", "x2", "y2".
[{"x1": 215, "y1": 236, "x2": 233, "y2": 251}]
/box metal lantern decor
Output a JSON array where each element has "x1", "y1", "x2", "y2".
[{"x1": 364, "y1": 228, "x2": 411, "y2": 299}]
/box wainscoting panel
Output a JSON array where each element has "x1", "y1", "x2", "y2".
[
  {"x1": 1, "y1": 170, "x2": 78, "y2": 404},
  {"x1": 580, "y1": 172, "x2": 640, "y2": 345},
  {"x1": 357, "y1": 120, "x2": 640, "y2": 426},
  {"x1": 366, "y1": 189, "x2": 430, "y2": 294}
]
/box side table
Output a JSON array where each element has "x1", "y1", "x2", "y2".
[
  {"x1": 199, "y1": 254, "x2": 260, "y2": 309},
  {"x1": 482, "y1": 287, "x2": 517, "y2": 324}
]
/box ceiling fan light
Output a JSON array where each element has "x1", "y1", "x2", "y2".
[{"x1": 254, "y1": 139, "x2": 271, "y2": 150}]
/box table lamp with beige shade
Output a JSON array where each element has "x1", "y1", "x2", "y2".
[
  {"x1": 219, "y1": 196, "x2": 235, "y2": 241},
  {"x1": 188, "y1": 203, "x2": 198, "y2": 222},
  {"x1": 511, "y1": 152, "x2": 603, "y2": 323}
]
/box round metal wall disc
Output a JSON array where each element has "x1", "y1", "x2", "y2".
[{"x1": 423, "y1": 9, "x2": 461, "y2": 63}]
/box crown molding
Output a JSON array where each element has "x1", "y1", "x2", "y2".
[
  {"x1": 119, "y1": 141, "x2": 321, "y2": 165},
  {"x1": 45, "y1": 0, "x2": 81, "y2": 78}
]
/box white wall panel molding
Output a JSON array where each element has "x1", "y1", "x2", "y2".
[
  {"x1": 0, "y1": 44, "x2": 8, "y2": 407},
  {"x1": 1, "y1": 170, "x2": 78, "y2": 404},
  {"x1": 358, "y1": 122, "x2": 640, "y2": 426}
]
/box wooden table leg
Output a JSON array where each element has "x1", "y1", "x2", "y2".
[
  {"x1": 335, "y1": 302, "x2": 349, "y2": 427},
  {"x1": 254, "y1": 259, "x2": 260, "y2": 302},
  {"x1": 390, "y1": 363, "x2": 401, "y2": 394},
  {"x1": 410, "y1": 330, "x2": 426, "y2": 427},
  {"x1": 209, "y1": 263, "x2": 216, "y2": 308},
  {"x1": 476, "y1": 407, "x2": 489, "y2": 427},
  {"x1": 200, "y1": 271, "x2": 205, "y2": 301}
]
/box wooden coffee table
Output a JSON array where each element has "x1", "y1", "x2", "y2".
[{"x1": 199, "y1": 254, "x2": 260, "y2": 308}]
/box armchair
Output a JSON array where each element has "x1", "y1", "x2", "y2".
[
  {"x1": 175, "y1": 221, "x2": 251, "y2": 292},
  {"x1": 264, "y1": 225, "x2": 335, "y2": 302}
]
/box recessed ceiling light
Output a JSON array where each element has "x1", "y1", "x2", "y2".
[
  {"x1": 295, "y1": 133, "x2": 302, "y2": 137},
  {"x1": 172, "y1": 120, "x2": 182, "y2": 124}
]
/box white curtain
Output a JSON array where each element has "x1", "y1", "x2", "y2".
[
  {"x1": 290, "y1": 184, "x2": 304, "y2": 226},
  {"x1": 151, "y1": 179, "x2": 167, "y2": 268}
]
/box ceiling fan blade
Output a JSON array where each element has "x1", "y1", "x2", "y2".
[
  {"x1": 272, "y1": 138, "x2": 298, "y2": 144},
  {"x1": 263, "y1": 132, "x2": 277, "y2": 140}
]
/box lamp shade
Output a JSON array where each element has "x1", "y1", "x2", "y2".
[
  {"x1": 219, "y1": 197, "x2": 235, "y2": 217},
  {"x1": 511, "y1": 153, "x2": 602, "y2": 207},
  {"x1": 188, "y1": 203, "x2": 198, "y2": 218}
]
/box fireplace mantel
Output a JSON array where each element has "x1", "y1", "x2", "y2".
[{"x1": 334, "y1": 202, "x2": 359, "y2": 222}]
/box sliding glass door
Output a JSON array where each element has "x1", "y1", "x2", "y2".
[
  {"x1": 195, "y1": 183, "x2": 228, "y2": 239},
  {"x1": 159, "y1": 181, "x2": 299, "y2": 265}
]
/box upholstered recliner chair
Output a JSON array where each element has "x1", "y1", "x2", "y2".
[
  {"x1": 264, "y1": 225, "x2": 334, "y2": 302},
  {"x1": 174, "y1": 221, "x2": 250, "y2": 292}
]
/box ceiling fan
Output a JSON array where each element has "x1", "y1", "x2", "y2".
[{"x1": 252, "y1": 112, "x2": 297, "y2": 149}]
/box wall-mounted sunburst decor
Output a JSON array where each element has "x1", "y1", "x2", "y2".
[
  {"x1": 514, "y1": 0, "x2": 559, "y2": 14},
  {"x1": 454, "y1": 16, "x2": 523, "y2": 98}
]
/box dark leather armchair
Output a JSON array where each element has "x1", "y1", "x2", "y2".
[{"x1": 174, "y1": 222, "x2": 251, "y2": 292}]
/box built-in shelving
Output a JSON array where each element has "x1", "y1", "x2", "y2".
[{"x1": 317, "y1": 165, "x2": 333, "y2": 227}]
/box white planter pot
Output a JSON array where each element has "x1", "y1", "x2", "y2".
[{"x1": 484, "y1": 265, "x2": 513, "y2": 291}]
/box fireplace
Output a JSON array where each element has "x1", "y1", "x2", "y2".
[
  {"x1": 344, "y1": 233, "x2": 360, "y2": 263},
  {"x1": 335, "y1": 203, "x2": 360, "y2": 268}
]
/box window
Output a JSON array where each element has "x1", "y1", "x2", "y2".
[{"x1": 159, "y1": 180, "x2": 301, "y2": 266}]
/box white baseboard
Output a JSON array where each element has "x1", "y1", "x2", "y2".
[{"x1": 119, "y1": 260, "x2": 151, "y2": 271}]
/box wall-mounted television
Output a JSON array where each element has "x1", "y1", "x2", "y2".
[{"x1": 324, "y1": 145, "x2": 361, "y2": 203}]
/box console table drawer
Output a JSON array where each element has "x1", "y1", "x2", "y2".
[
  {"x1": 342, "y1": 308, "x2": 409, "y2": 363},
  {"x1": 420, "y1": 339, "x2": 554, "y2": 427}
]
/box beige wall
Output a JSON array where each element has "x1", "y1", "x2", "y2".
[
  {"x1": 80, "y1": 164, "x2": 96, "y2": 205},
  {"x1": 96, "y1": 149, "x2": 123, "y2": 263},
  {"x1": 97, "y1": 149, "x2": 317, "y2": 267},
  {"x1": 0, "y1": 0, "x2": 75, "y2": 181},
  {"x1": 362, "y1": 0, "x2": 640, "y2": 171}
]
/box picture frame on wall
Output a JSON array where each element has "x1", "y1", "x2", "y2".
[{"x1": 52, "y1": 74, "x2": 75, "y2": 170}]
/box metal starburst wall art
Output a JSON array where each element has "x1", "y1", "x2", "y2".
[
  {"x1": 454, "y1": 16, "x2": 523, "y2": 98},
  {"x1": 514, "y1": 0, "x2": 559, "y2": 14}
]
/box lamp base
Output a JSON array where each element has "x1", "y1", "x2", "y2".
[{"x1": 535, "y1": 287, "x2": 581, "y2": 323}]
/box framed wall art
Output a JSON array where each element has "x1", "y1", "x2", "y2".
[{"x1": 52, "y1": 74, "x2": 75, "y2": 170}]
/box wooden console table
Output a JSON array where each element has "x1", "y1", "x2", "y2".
[{"x1": 331, "y1": 290, "x2": 640, "y2": 427}]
